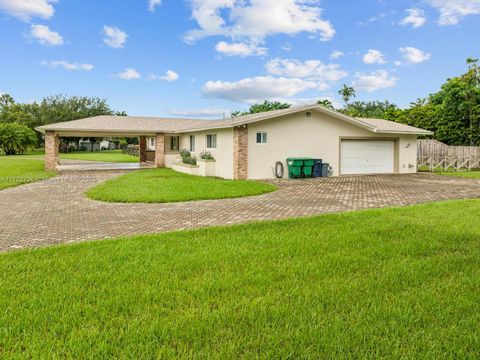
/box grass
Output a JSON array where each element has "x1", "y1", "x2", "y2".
[
  {"x1": 60, "y1": 149, "x2": 138, "y2": 163},
  {"x1": 439, "y1": 171, "x2": 480, "y2": 179},
  {"x1": 0, "y1": 200, "x2": 479, "y2": 358},
  {"x1": 0, "y1": 157, "x2": 55, "y2": 190},
  {"x1": 86, "y1": 168, "x2": 277, "y2": 203}
]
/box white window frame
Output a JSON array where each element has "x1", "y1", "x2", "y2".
[
  {"x1": 170, "y1": 136, "x2": 179, "y2": 151},
  {"x1": 206, "y1": 134, "x2": 217, "y2": 149},
  {"x1": 148, "y1": 137, "x2": 155, "y2": 150},
  {"x1": 189, "y1": 135, "x2": 195, "y2": 152},
  {"x1": 256, "y1": 132, "x2": 267, "y2": 144}
]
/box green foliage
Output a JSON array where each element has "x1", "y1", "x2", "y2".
[
  {"x1": 317, "y1": 99, "x2": 334, "y2": 110},
  {"x1": 180, "y1": 149, "x2": 196, "y2": 165},
  {"x1": 338, "y1": 84, "x2": 356, "y2": 105},
  {"x1": 0, "y1": 123, "x2": 38, "y2": 155},
  {"x1": 231, "y1": 100, "x2": 291, "y2": 117},
  {"x1": 344, "y1": 101, "x2": 398, "y2": 119},
  {"x1": 199, "y1": 150, "x2": 214, "y2": 160}
]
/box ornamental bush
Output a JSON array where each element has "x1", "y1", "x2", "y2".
[{"x1": 0, "y1": 123, "x2": 38, "y2": 155}]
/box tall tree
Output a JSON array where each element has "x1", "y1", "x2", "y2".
[
  {"x1": 338, "y1": 84, "x2": 356, "y2": 107},
  {"x1": 317, "y1": 99, "x2": 334, "y2": 110},
  {"x1": 231, "y1": 100, "x2": 291, "y2": 117}
]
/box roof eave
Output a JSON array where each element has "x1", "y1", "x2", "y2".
[{"x1": 374, "y1": 130, "x2": 433, "y2": 135}]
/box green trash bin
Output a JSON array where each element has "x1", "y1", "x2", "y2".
[
  {"x1": 302, "y1": 158, "x2": 315, "y2": 178},
  {"x1": 287, "y1": 158, "x2": 303, "y2": 179}
]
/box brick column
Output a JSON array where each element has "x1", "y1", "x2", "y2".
[
  {"x1": 44, "y1": 130, "x2": 59, "y2": 171},
  {"x1": 154, "y1": 133, "x2": 165, "y2": 168},
  {"x1": 139, "y1": 136, "x2": 147, "y2": 163},
  {"x1": 233, "y1": 125, "x2": 248, "y2": 179}
]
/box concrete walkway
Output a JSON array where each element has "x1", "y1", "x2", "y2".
[{"x1": 1, "y1": 172, "x2": 480, "y2": 252}]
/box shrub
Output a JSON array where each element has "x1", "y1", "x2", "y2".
[
  {"x1": 200, "y1": 150, "x2": 215, "y2": 160},
  {"x1": 0, "y1": 123, "x2": 37, "y2": 155}
]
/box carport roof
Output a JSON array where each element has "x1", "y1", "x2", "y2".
[{"x1": 35, "y1": 104, "x2": 433, "y2": 136}]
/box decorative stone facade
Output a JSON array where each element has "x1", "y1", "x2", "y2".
[
  {"x1": 45, "y1": 130, "x2": 59, "y2": 171},
  {"x1": 139, "y1": 136, "x2": 147, "y2": 162},
  {"x1": 233, "y1": 125, "x2": 248, "y2": 179},
  {"x1": 154, "y1": 133, "x2": 165, "y2": 168}
]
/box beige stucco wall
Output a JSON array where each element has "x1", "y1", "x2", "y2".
[
  {"x1": 177, "y1": 128, "x2": 235, "y2": 179},
  {"x1": 247, "y1": 111, "x2": 418, "y2": 179}
]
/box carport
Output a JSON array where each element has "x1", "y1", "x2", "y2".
[{"x1": 35, "y1": 116, "x2": 172, "y2": 171}]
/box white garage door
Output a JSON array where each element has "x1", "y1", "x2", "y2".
[{"x1": 341, "y1": 140, "x2": 395, "y2": 175}]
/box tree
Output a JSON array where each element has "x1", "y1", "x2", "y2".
[
  {"x1": 317, "y1": 99, "x2": 334, "y2": 110},
  {"x1": 231, "y1": 100, "x2": 291, "y2": 117},
  {"x1": 343, "y1": 101, "x2": 398, "y2": 119},
  {"x1": 338, "y1": 84, "x2": 356, "y2": 106},
  {"x1": 0, "y1": 123, "x2": 37, "y2": 155}
]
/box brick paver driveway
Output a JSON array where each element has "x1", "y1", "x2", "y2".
[{"x1": 1, "y1": 172, "x2": 480, "y2": 252}]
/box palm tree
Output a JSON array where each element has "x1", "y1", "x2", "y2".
[
  {"x1": 338, "y1": 84, "x2": 356, "y2": 107},
  {"x1": 317, "y1": 99, "x2": 334, "y2": 110}
]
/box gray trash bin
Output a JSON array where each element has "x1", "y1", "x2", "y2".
[{"x1": 321, "y1": 163, "x2": 330, "y2": 177}]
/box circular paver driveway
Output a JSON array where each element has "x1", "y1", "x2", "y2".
[{"x1": 1, "y1": 171, "x2": 480, "y2": 252}]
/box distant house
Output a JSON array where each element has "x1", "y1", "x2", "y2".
[{"x1": 36, "y1": 104, "x2": 431, "y2": 179}]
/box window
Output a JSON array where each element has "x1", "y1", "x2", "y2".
[
  {"x1": 206, "y1": 134, "x2": 217, "y2": 149},
  {"x1": 189, "y1": 135, "x2": 195, "y2": 152},
  {"x1": 149, "y1": 137, "x2": 155, "y2": 149},
  {"x1": 256, "y1": 132, "x2": 267, "y2": 144},
  {"x1": 170, "y1": 136, "x2": 179, "y2": 151}
]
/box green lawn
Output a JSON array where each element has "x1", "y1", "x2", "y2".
[
  {"x1": 1, "y1": 200, "x2": 479, "y2": 358},
  {"x1": 439, "y1": 171, "x2": 480, "y2": 179},
  {"x1": 60, "y1": 149, "x2": 138, "y2": 163},
  {"x1": 86, "y1": 168, "x2": 277, "y2": 203},
  {"x1": 0, "y1": 157, "x2": 55, "y2": 190}
]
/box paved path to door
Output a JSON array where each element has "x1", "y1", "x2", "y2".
[{"x1": 1, "y1": 172, "x2": 480, "y2": 252}]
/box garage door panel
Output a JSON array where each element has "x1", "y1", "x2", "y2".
[{"x1": 341, "y1": 140, "x2": 394, "y2": 175}]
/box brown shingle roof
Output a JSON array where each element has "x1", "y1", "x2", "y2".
[{"x1": 36, "y1": 104, "x2": 433, "y2": 135}]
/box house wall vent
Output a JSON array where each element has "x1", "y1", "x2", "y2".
[{"x1": 306, "y1": 112, "x2": 312, "y2": 118}]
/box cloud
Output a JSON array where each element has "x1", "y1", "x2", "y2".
[
  {"x1": 29, "y1": 24, "x2": 63, "y2": 46},
  {"x1": 103, "y1": 25, "x2": 128, "y2": 48},
  {"x1": 215, "y1": 41, "x2": 267, "y2": 57},
  {"x1": 265, "y1": 58, "x2": 347, "y2": 82},
  {"x1": 363, "y1": 49, "x2": 386, "y2": 64},
  {"x1": 148, "y1": 0, "x2": 161, "y2": 12},
  {"x1": 149, "y1": 70, "x2": 179, "y2": 81},
  {"x1": 352, "y1": 70, "x2": 397, "y2": 92},
  {"x1": 399, "y1": 47, "x2": 431, "y2": 63},
  {"x1": 400, "y1": 8, "x2": 427, "y2": 28},
  {"x1": 0, "y1": 0, "x2": 56, "y2": 21},
  {"x1": 168, "y1": 108, "x2": 229, "y2": 118},
  {"x1": 330, "y1": 50, "x2": 344, "y2": 60},
  {"x1": 202, "y1": 76, "x2": 319, "y2": 103},
  {"x1": 117, "y1": 68, "x2": 141, "y2": 80},
  {"x1": 426, "y1": 0, "x2": 480, "y2": 25},
  {"x1": 41, "y1": 60, "x2": 93, "y2": 71},
  {"x1": 184, "y1": 0, "x2": 335, "y2": 52}
]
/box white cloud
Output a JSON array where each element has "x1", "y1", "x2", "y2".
[
  {"x1": 426, "y1": 0, "x2": 480, "y2": 25},
  {"x1": 103, "y1": 25, "x2": 128, "y2": 49},
  {"x1": 352, "y1": 70, "x2": 398, "y2": 92},
  {"x1": 41, "y1": 60, "x2": 93, "y2": 71},
  {"x1": 184, "y1": 0, "x2": 335, "y2": 49},
  {"x1": 0, "y1": 0, "x2": 56, "y2": 21},
  {"x1": 266, "y1": 58, "x2": 347, "y2": 82},
  {"x1": 202, "y1": 76, "x2": 319, "y2": 103},
  {"x1": 149, "y1": 70, "x2": 179, "y2": 81},
  {"x1": 400, "y1": 8, "x2": 427, "y2": 28},
  {"x1": 215, "y1": 41, "x2": 267, "y2": 57},
  {"x1": 168, "y1": 108, "x2": 229, "y2": 118},
  {"x1": 29, "y1": 24, "x2": 63, "y2": 46},
  {"x1": 399, "y1": 47, "x2": 431, "y2": 63},
  {"x1": 363, "y1": 49, "x2": 386, "y2": 64},
  {"x1": 148, "y1": 0, "x2": 161, "y2": 12},
  {"x1": 330, "y1": 50, "x2": 344, "y2": 60},
  {"x1": 117, "y1": 68, "x2": 141, "y2": 80}
]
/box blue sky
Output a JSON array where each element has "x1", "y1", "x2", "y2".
[{"x1": 0, "y1": 0, "x2": 479, "y2": 118}]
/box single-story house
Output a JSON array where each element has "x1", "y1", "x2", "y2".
[{"x1": 36, "y1": 104, "x2": 432, "y2": 179}]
